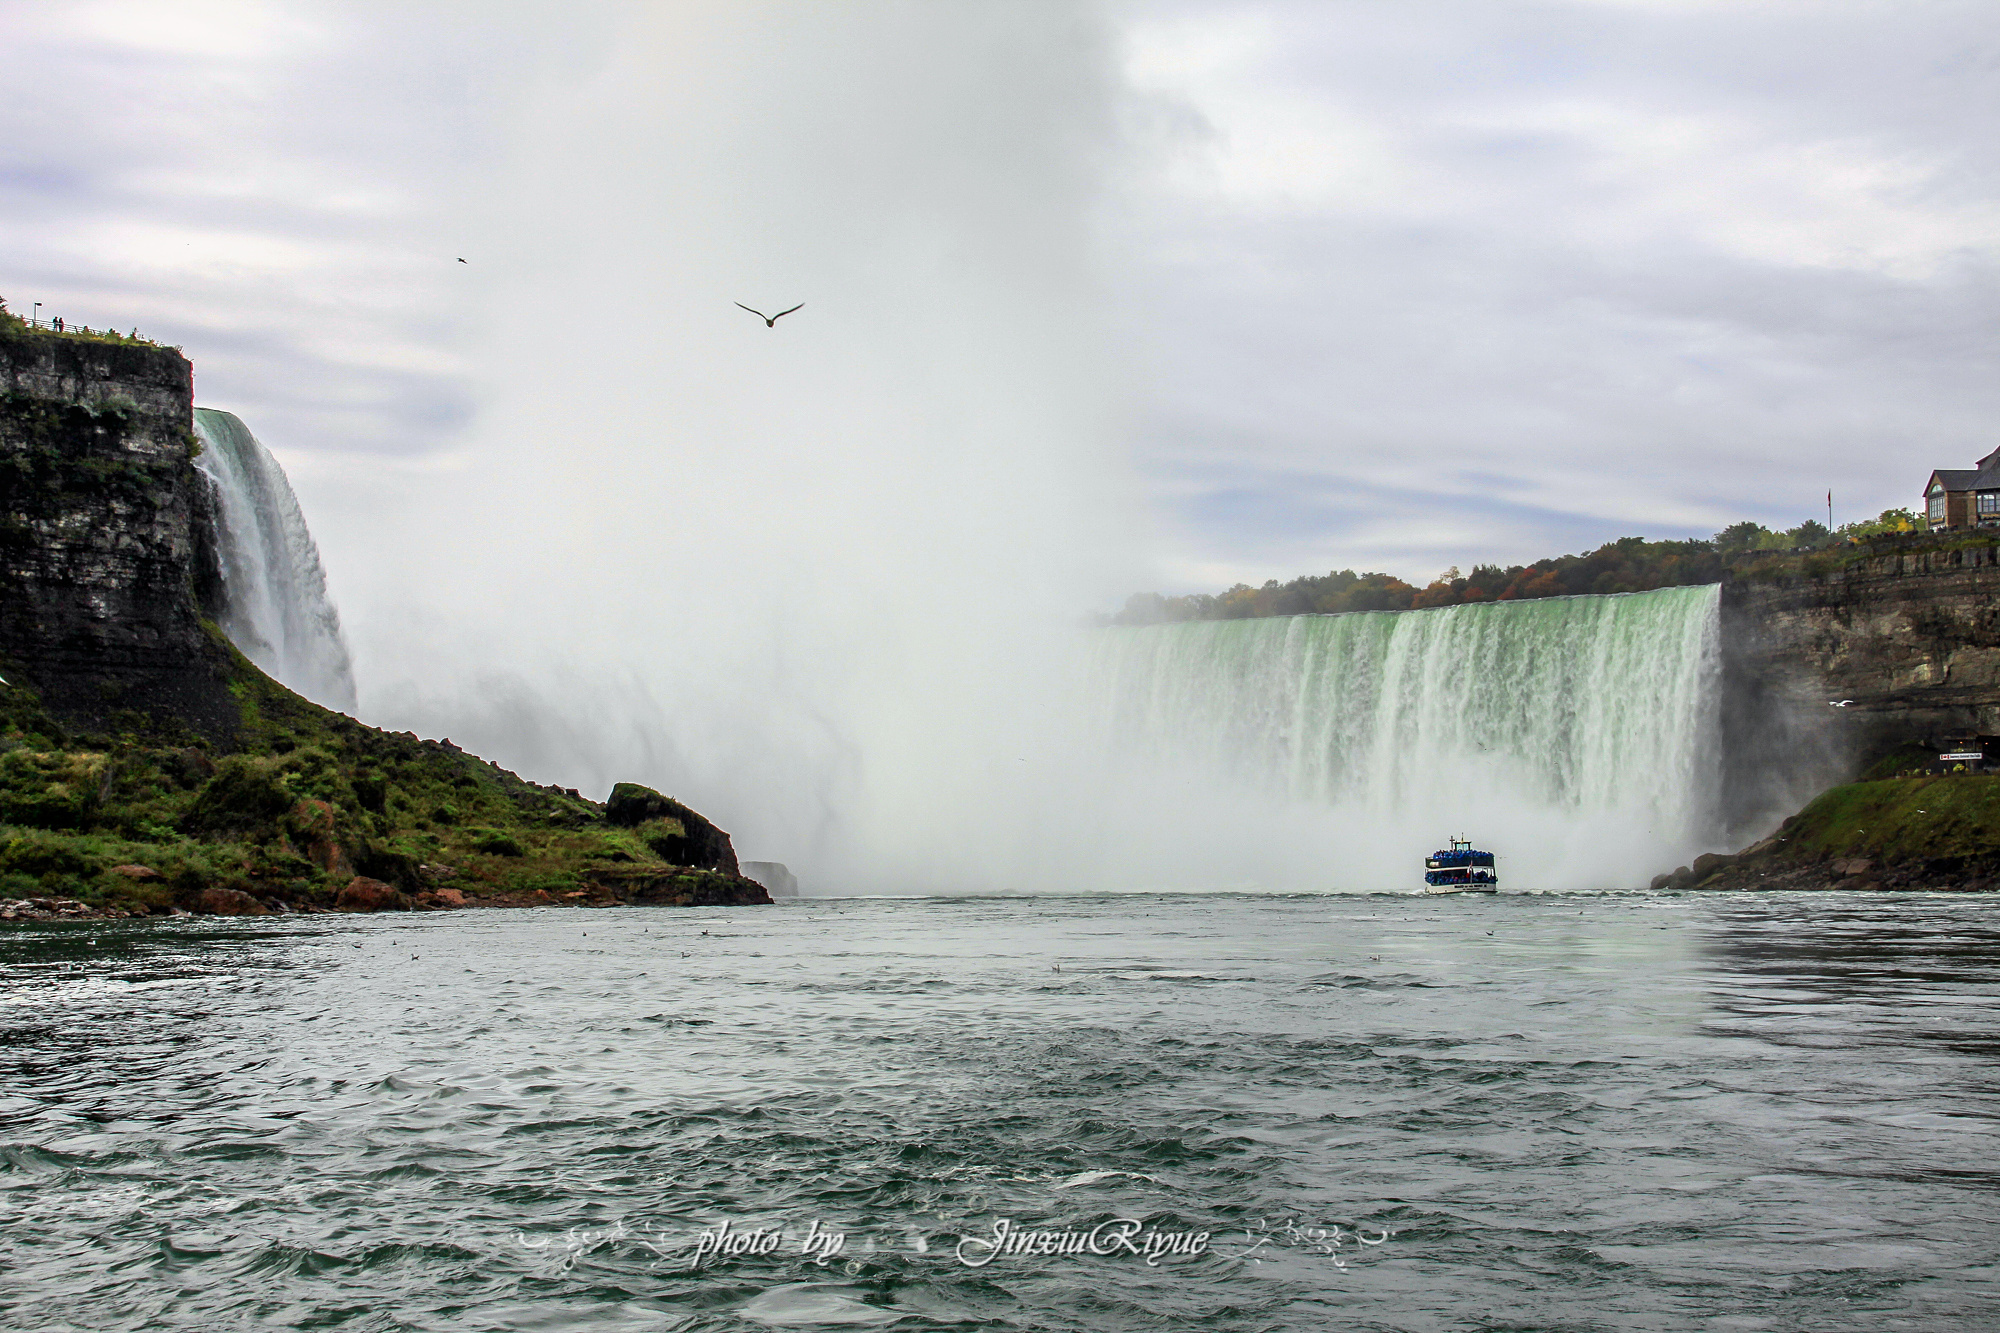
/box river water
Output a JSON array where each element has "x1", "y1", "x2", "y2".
[{"x1": 3, "y1": 892, "x2": 1997, "y2": 1331}]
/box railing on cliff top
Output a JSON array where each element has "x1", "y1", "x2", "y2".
[{"x1": 0, "y1": 309, "x2": 167, "y2": 351}]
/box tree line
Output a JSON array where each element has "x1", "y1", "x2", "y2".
[{"x1": 1111, "y1": 509, "x2": 1921, "y2": 625}]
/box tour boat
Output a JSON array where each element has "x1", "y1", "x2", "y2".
[{"x1": 1424, "y1": 838, "x2": 1498, "y2": 894}]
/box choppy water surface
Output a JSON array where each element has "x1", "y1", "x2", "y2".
[{"x1": 3, "y1": 893, "x2": 1998, "y2": 1331}]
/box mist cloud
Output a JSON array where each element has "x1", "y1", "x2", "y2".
[{"x1": 4, "y1": 2, "x2": 1995, "y2": 886}]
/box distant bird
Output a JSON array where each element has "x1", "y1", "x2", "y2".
[
  {"x1": 736, "y1": 302, "x2": 803, "y2": 327},
  {"x1": 457, "y1": 258, "x2": 467, "y2": 263},
  {"x1": 1829, "y1": 700, "x2": 1856, "y2": 707}
]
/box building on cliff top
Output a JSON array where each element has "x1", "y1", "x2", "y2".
[{"x1": 1925, "y1": 446, "x2": 2000, "y2": 530}]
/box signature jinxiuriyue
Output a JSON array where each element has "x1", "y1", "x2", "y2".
[{"x1": 954, "y1": 1217, "x2": 1210, "y2": 1267}]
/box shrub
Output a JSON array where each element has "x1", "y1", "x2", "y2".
[
  {"x1": 0, "y1": 830, "x2": 97, "y2": 879},
  {"x1": 180, "y1": 755, "x2": 291, "y2": 836},
  {"x1": 468, "y1": 827, "x2": 526, "y2": 857},
  {"x1": 0, "y1": 749, "x2": 104, "y2": 829}
]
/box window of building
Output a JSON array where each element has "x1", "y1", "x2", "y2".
[
  {"x1": 1980, "y1": 492, "x2": 2000, "y2": 515},
  {"x1": 1931, "y1": 493, "x2": 1948, "y2": 522}
]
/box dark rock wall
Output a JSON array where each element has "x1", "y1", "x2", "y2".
[
  {"x1": 603, "y1": 781, "x2": 742, "y2": 875},
  {"x1": 0, "y1": 328, "x2": 239, "y2": 738},
  {"x1": 1721, "y1": 546, "x2": 2000, "y2": 838}
]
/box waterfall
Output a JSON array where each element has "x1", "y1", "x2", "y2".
[
  {"x1": 1086, "y1": 585, "x2": 1722, "y2": 890},
  {"x1": 192, "y1": 408, "x2": 357, "y2": 711}
]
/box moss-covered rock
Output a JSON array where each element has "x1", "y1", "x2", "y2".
[
  {"x1": 1679, "y1": 775, "x2": 2000, "y2": 891},
  {"x1": 604, "y1": 783, "x2": 739, "y2": 873}
]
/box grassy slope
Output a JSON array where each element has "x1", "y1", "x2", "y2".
[
  {"x1": 0, "y1": 634, "x2": 761, "y2": 914},
  {"x1": 1681, "y1": 774, "x2": 2000, "y2": 891},
  {"x1": 1771, "y1": 776, "x2": 2000, "y2": 865}
]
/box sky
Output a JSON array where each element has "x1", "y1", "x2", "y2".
[
  {"x1": 2, "y1": 1, "x2": 1997, "y2": 887},
  {"x1": 4, "y1": 0, "x2": 1997, "y2": 594}
]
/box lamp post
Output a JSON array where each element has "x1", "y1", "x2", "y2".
[{"x1": 31, "y1": 303, "x2": 39, "y2": 329}]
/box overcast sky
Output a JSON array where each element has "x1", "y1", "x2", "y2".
[{"x1": 5, "y1": 0, "x2": 1998, "y2": 596}]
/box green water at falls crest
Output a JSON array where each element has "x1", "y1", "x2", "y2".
[{"x1": 1088, "y1": 586, "x2": 1723, "y2": 889}]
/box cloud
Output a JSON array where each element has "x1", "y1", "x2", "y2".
[{"x1": 1115, "y1": 0, "x2": 2000, "y2": 585}]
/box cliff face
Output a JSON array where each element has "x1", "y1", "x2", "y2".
[
  {"x1": 1717, "y1": 538, "x2": 2000, "y2": 841},
  {"x1": 0, "y1": 325, "x2": 769, "y2": 915},
  {"x1": 0, "y1": 328, "x2": 237, "y2": 738}
]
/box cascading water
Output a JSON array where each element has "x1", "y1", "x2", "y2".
[
  {"x1": 1086, "y1": 585, "x2": 1722, "y2": 890},
  {"x1": 192, "y1": 408, "x2": 357, "y2": 711}
]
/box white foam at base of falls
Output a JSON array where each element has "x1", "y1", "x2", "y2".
[{"x1": 1084, "y1": 585, "x2": 1722, "y2": 892}]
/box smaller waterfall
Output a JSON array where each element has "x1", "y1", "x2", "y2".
[{"x1": 192, "y1": 408, "x2": 357, "y2": 711}]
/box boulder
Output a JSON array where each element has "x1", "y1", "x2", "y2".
[
  {"x1": 353, "y1": 842, "x2": 423, "y2": 891},
  {"x1": 604, "y1": 782, "x2": 739, "y2": 873},
  {"x1": 111, "y1": 863, "x2": 163, "y2": 881},
  {"x1": 336, "y1": 876, "x2": 409, "y2": 912},
  {"x1": 430, "y1": 886, "x2": 466, "y2": 908},
  {"x1": 1690, "y1": 851, "x2": 1734, "y2": 879},
  {"x1": 194, "y1": 886, "x2": 268, "y2": 916}
]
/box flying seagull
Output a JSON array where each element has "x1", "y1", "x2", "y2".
[
  {"x1": 736, "y1": 302, "x2": 803, "y2": 327},
  {"x1": 1829, "y1": 699, "x2": 1856, "y2": 707}
]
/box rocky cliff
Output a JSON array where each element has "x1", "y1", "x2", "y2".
[
  {"x1": 1679, "y1": 533, "x2": 2000, "y2": 885},
  {"x1": 0, "y1": 327, "x2": 238, "y2": 737},
  {"x1": 1721, "y1": 535, "x2": 2000, "y2": 818}
]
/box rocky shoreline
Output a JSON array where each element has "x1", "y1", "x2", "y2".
[
  {"x1": 2, "y1": 868, "x2": 774, "y2": 921},
  {"x1": 1651, "y1": 774, "x2": 2000, "y2": 892}
]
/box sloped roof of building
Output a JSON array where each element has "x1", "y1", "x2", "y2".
[
  {"x1": 1930, "y1": 469, "x2": 1979, "y2": 490},
  {"x1": 1972, "y1": 448, "x2": 2000, "y2": 490}
]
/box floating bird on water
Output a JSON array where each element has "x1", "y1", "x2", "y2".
[{"x1": 736, "y1": 302, "x2": 803, "y2": 327}]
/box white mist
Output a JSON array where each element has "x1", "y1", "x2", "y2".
[{"x1": 337, "y1": 4, "x2": 1142, "y2": 893}]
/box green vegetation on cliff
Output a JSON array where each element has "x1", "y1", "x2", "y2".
[
  {"x1": 1115, "y1": 509, "x2": 1923, "y2": 624},
  {"x1": 0, "y1": 638, "x2": 765, "y2": 917},
  {"x1": 1775, "y1": 776, "x2": 2000, "y2": 866},
  {"x1": 1662, "y1": 775, "x2": 2000, "y2": 893}
]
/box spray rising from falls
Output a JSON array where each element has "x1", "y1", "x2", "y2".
[
  {"x1": 1087, "y1": 585, "x2": 1722, "y2": 890},
  {"x1": 193, "y1": 408, "x2": 356, "y2": 711}
]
